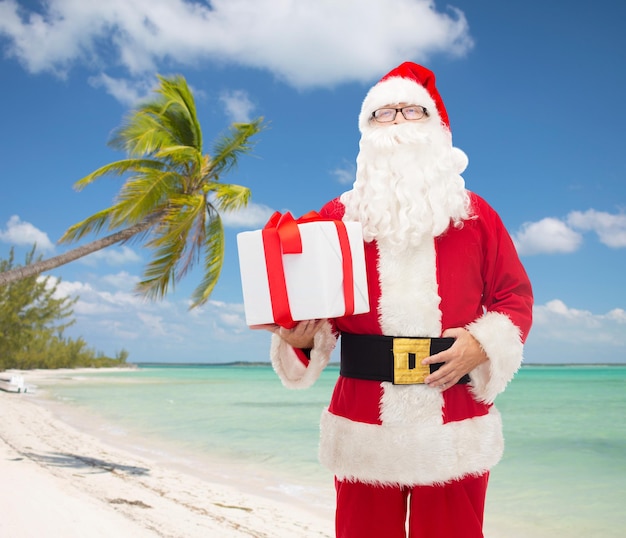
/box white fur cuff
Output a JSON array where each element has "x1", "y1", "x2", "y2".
[
  {"x1": 270, "y1": 321, "x2": 336, "y2": 389},
  {"x1": 466, "y1": 311, "x2": 525, "y2": 403}
]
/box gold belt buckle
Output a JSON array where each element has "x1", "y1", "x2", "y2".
[{"x1": 392, "y1": 338, "x2": 431, "y2": 384}]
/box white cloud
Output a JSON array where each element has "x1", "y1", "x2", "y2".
[
  {"x1": 219, "y1": 311, "x2": 246, "y2": 329},
  {"x1": 526, "y1": 299, "x2": 626, "y2": 363},
  {"x1": 567, "y1": 209, "x2": 626, "y2": 248},
  {"x1": 50, "y1": 270, "x2": 267, "y2": 361},
  {"x1": 48, "y1": 272, "x2": 143, "y2": 310},
  {"x1": 512, "y1": 209, "x2": 626, "y2": 256},
  {"x1": 0, "y1": 215, "x2": 55, "y2": 252},
  {"x1": 535, "y1": 299, "x2": 598, "y2": 324},
  {"x1": 136, "y1": 312, "x2": 170, "y2": 337},
  {"x1": 100, "y1": 270, "x2": 139, "y2": 290},
  {"x1": 88, "y1": 73, "x2": 154, "y2": 105},
  {"x1": 78, "y1": 245, "x2": 142, "y2": 266},
  {"x1": 606, "y1": 308, "x2": 626, "y2": 322},
  {"x1": 220, "y1": 201, "x2": 276, "y2": 228},
  {"x1": 51, "y1": 278, "x2": 94, "y2": 299},
  {"x1": 513, "y1": 217, "x2": 582, "y2": 256},
  {"x1": 220, "y1": 90, "x2": 256, "y2": 123},
  {"x1": 0, "y1": 0, "x2": 472, "y2": 89},
  {"x1": 67, "y1": 286, "x2": 143, "y2": 316},
  {"x1": 332, "y1": 162, "x2": 356, "y2": 185}
]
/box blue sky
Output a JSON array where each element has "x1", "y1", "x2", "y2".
[{"x1": 1, "y1": 0, "x2": 625, "y2": 364}]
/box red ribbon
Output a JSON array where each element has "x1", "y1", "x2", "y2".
[{"x1": 261, "y1": 211, "x2": 355, "y2": 328}]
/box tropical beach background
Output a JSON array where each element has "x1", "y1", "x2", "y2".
[{"x1": 1, "y1": 1, "x2": 625, "y2": 536}]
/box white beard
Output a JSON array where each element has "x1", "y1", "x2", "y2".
[{"x1": 341, "y1": 121, "x2": 471, "y2": 249}]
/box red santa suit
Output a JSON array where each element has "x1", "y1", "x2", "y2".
[{"x1": 269, "y1": 63, "x2": 533, "y2": 538}]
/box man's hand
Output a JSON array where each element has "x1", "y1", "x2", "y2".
[
  {"x1": 422, "y1": 328, "x2": 488, "y2": 390},
  {"x1": 254, "y1": 319, "x2": 326, "y2": 349}
]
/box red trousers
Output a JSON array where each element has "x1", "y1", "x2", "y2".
[{"x1": 335, "y1": 473, "x2": 489, "y2": 538}]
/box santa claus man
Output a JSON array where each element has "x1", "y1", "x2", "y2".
[{"x1": 265, "y1": 62, "x2": 533, "y2": 538}]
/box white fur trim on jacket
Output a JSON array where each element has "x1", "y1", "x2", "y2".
[
  {"x1": 270, "y1": 321, "x2": 336, "y2": 389},
  {"x1": 466, "y1": 311, "x2": 525, "y2": 404},
  {"x1": 376, "y1": 239, "x2": 442, "y2": 336},
  {"x1": 319, "y1": 406, "x2": 503, "y2": 486}
]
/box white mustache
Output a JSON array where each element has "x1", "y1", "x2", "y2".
[{"x1": 360, "y1": 123, "x2": 436, "y2": 150}]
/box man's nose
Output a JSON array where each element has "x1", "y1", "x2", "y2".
[{"x1": 393, "y1": 111, "x2": 406, "y2": 124}]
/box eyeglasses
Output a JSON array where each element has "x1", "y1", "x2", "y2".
[{"x1": 371, "y1": 106, "x2": 429, "y2": 123}]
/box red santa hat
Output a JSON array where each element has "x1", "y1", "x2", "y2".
[{"x1": 359, "y1": 62, "x2": 450, "y2": 134}]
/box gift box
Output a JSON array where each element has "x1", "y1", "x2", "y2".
[{"x1": 237, "y1": 211, "x2": 370, "y2": 327}]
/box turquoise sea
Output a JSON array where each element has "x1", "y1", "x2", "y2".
[{"x1": 38, "y1": 364, "x2": 625, "y2": 537}]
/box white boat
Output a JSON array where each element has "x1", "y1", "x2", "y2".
[{"x1": 0, "y1": 374, "x2": 27, "y2": 393}]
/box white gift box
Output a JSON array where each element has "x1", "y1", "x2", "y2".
[{"x1": 237, "y1": 219, "x2": 370, "y2": 326}]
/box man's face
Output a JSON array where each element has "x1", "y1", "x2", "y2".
[{"x1": 370, "y1": 103, "x2": 430, "y2": 126}]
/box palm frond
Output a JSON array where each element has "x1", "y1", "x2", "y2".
[
  {"x1": 190, "y1": 207, "x2": 225, "y2": 308},
  {"x1": 208, "y1": 184, "x2": 251, "y2": 212},
  {"x1": 154, "y1": 145, "x2": 203, "y2": 171},
  {"x1": 73, "y1": 159, "x2": 166, "y2": 191},
  {"x1": 164, "y1": 193, "x2": 207, "y2": 281},
  {"x1": 157, "y1": 75, "x2": 202, "y2": 149},
  {"x1": 174, "y1": 201, "x2": 207, "y2": 281},
  {"x1": 109, "y1": 109, "x2": 176, "y2": 157},
  {"x1": 111, "y1": 170, "x2": 182, "y2": 227},
  {"x1": 135, "y1": 194, "x2": 205, "y2": 300},
  {"x1": 209, "y1": 118, "x2": 264, "y2": 179},
  {"x1": 156, "y1": 100, "x2": 198, "y2": 151},
  {"x1": 110, "y1": 76, "x2": 202, "y2": 157},
  {"x1": 59, "y1": 207, "x2": 117, "y2": 244}
]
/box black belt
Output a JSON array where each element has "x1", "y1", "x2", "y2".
[{"x1": 340, "y1": 332, "x2": 470, "y2": 385}]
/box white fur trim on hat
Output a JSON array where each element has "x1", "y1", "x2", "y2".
[
  {"x1": 452, "y1": 147, "x2": 469, "y2": 174},
  {"x1": 359, "y1": 77, "x2": 442, "y2": 133}
]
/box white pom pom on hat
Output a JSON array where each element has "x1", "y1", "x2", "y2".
[
  {"x1": 359, "y1": 62, "x2": 450, "y2": 134},
  {"x1": 452, "y1": 147, "x2": 469, "y2": 174}
]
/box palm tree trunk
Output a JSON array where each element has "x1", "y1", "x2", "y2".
[{"x1": 0, "y1": 220, "x2": 154, "y2": 287}]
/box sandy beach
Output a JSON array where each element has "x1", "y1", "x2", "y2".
[
  {"x1": 4, "y1": 367, "x2": 591, "y2": 538},
  {"x1": 0, "y1": 369, "x2": 334, "y2": 538}
]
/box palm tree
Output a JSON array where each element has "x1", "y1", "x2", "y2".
[{"x1": 0, "y1": 75, "x2": 264, "y2": 307}]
